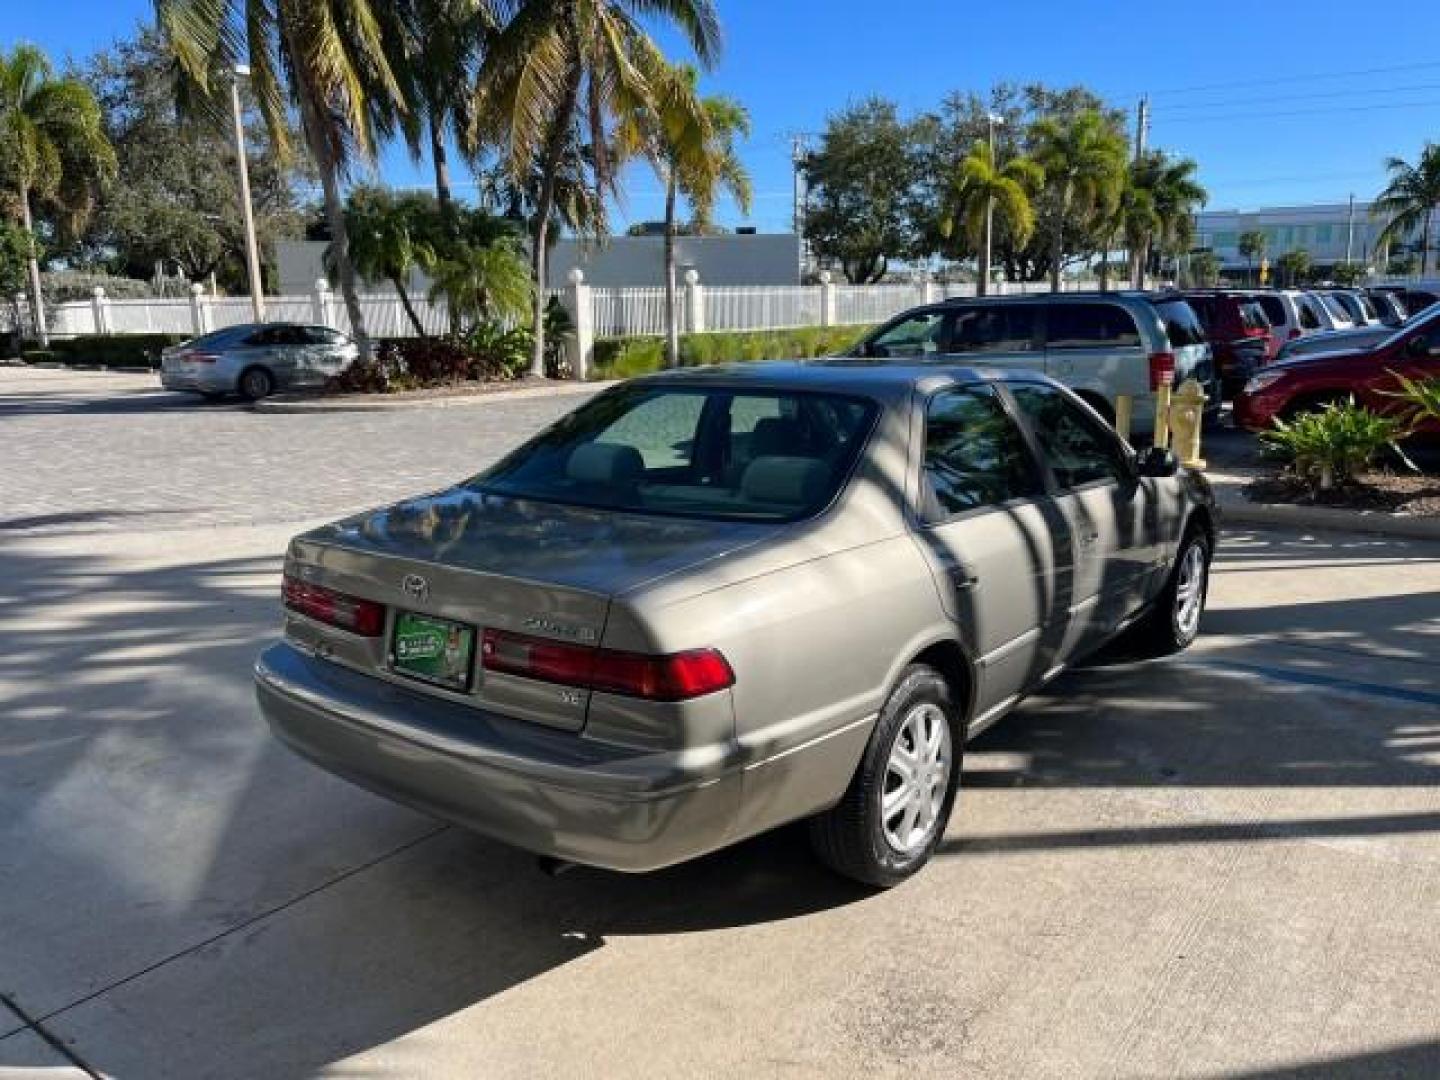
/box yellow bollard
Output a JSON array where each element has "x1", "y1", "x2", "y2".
[
  {"x1": 1170, "y1": 378, "x2": 1208, "y2": 469},
  {"x1": 1113, "y1": 394, "x2": 1133, "y2": 444},
  {"x1": 1153, "y1": 383, "x2": 1173, "y2": 450}
]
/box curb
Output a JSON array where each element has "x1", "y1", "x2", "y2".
[
  {"x1": 253, "y1": 380, "x2": 613, "y2": 414},
  {"x1": 1216, "y1": 492, "x2": 1440, "y2": 541}
]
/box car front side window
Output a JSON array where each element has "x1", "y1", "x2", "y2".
[
  {"x1": 1008, "y1": 384, "x2": 1129, "y2": 490},
  {"x1": 921, "y1": 387, "x2": 1041, "y2": 521},
  {"x1": 863, "y1": 311, "x2": 947, "y2": 358}
]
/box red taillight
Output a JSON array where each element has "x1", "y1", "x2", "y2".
[
  {"x1": 282, "y1": 574, "x2": 385, "y2": 637},
  {"x1": 481, "y1": 628, "x2": 734, "y2": 702},
  {"x1": 1242, "y1": 326, "x2": 1268, "y2": 339},
  {"x1": 1148, "y1": 351, "x2": 1175, "y2": 391}
]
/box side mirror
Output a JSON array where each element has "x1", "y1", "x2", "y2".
[{"x1": 1135, "y1": 446, "x2": 1180, "y2": 478}]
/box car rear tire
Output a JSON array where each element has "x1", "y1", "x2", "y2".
[
  {"x1": 239, "y1": 366, "x2": 275, "y2": 401},
  {"x1": 808, "y1": 664, "x2": 962, "y2": 888},
  {"x1": 1133, "y1": 527, "x2": 1210, "y2": 655}
]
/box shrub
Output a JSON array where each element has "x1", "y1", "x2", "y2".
[
  {"x1": 1260, "y1": 398, "x2": 1411, "y2": 490},
  {"x1": 41, "y1": 272, "x2": 154, "y2": 306},
  {"x1": 590, "y1": 324, "x2": 871, "y2": 381},
  {"x1": 22, "y1": 349, "x2": 58, "y2": 364},
  {"x1": 1382, "y1": 370, "x2": 1440, "y2": 434},
  {"x1": 26, "y1": 334, "x2": 185, "y2": 369},
  {"x1": 326, "y1": 323, "x2": 534, "y2": 394}
]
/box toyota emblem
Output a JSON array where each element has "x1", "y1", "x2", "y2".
[{"x1": 401, "y1": 573, "x2": 429, "y2": 602}]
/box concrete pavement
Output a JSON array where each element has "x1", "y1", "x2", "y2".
[{"x1": 2, "y1": 368, "x2": 1439, "y2": 1078}]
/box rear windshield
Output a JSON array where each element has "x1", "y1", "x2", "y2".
[
  {"x1": 1239, "y1": 301, "x2": 1270, "y2": 332},
  {"x1": 1151, "y1": 299, "x2": 1207, "y2": 347},
  {"x1": 472, "y1": 385, "x2": 878, "y2": 522}
]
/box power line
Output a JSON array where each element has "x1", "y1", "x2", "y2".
[
  {"x1": 1154, "y1": 97, "x2": 1440, "y2": 127},
  {"x1": 1133, "y1": 58, "x2": 1440, "y2": 99},
  {"x1": 1157, "y1": 80, "x2": 1440, "y2": 116}
]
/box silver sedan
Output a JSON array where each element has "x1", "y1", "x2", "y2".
[
  {"x1": 160, "y1": 322, "x2": 358, "y2": 400},
  {"x1": 255, "y1": 362, "x2": 1216, "y2": 886}
]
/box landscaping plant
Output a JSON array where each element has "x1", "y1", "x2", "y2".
[
  {"x1": 1382, "y1": 371, "x2": 1440, "y2": 435},
  {"x1": 1260, "y1": 398, "x2": 1412, "y2": 491}
]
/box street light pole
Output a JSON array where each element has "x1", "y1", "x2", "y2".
[
  {"x1": 983, "y1": 114, "x2": 1003, "y2": 298},
  {"x1": 229, "y1": 65, "x2": 265, "y2": 322}
]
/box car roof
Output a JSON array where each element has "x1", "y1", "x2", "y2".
[
  {"x1": 932, "y1": 289, "x2": 1160, "y2": 306},
  {"x1": 628, "y1": 359, "x2": 1047, "y2": 401}
]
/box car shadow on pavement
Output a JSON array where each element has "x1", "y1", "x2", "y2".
[
  {"x1": 0, "y1": 388, "x2": 243, "y2": 417},
  {"x1": 0, "y1": 543, "x2": 873, "y2": 1077}
]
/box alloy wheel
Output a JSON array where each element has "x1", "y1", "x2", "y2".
[{"x1": 881, "y1": 702, "x2": 952, "y2": 855}]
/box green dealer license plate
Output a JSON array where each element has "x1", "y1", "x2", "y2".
[{"x1": 391, "y1": 610, "x2": 476, "y2": 691}]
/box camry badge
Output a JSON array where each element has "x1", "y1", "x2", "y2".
[{"x1": 401, "y1": 573, "x2": 429, "y2": 602}]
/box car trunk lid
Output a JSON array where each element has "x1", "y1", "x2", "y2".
[{"x1": 283, "y1": 485, "x2": 771, "y2": 732}]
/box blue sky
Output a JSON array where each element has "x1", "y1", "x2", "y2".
[{"x1": 13, "y1": 0, "x2": 1440, "y2": 231}]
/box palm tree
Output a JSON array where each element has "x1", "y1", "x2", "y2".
[
  {"x1": 155, "y1": 0, "x2": 405, "y2": 354},
  {"x1": 0, "y1": 45, "x2": 115, "y2": 346},
  {"x1": 424, "y1": 236, "x2": 532, "y2": 330},
  {"x1": 1373, "y1": 143, "x2": 1440, "y2": 277},
  {"x1": 1029, "y1": 109, "x2": 1128, "y2": 293},
  {"x1": 941, "y1": 139, "x2": 1042, "y2": 297},
  {"x1": 341, "y1": 187, "x2": 439, "y2": 337},
  {"x1": 1238, "y1": 229, "x2": 1266, "y2": 287},
  {"x1": 1125, "y1": 151, "x2": 1206, "y2": 288},
  {"x1": 619, "y1": 64, "x2": 751, "y2": 366},
  {"x1": 475, "y1": 0, "x2": 722, "y2": 377}
]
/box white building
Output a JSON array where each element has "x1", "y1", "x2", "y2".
[
  {"x1": 1194, "y1": 201, "x2": 1421, "y2": 272},
  {"x1": 275, "y1": 232, "x2": 803, "y2": 295}
]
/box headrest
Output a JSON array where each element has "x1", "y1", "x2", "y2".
[
  {"x1": 750, "y1": 416, "x2": 806, "y2": 458},
  {"x1": 567, "y1": 442, "x2": 645, "y2": 487},
  {"x1": 741, "y1": 455, "x2": 832, "y2": 506}
]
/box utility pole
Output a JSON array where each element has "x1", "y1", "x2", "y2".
[
  {"x1": 230, "y1": 65, "x2": 266, "y2": 323},
  {"x1": 1344, "y1": 193, "x2": 1357, "y2": 269},
  {"x1": 791, "y1": 134, "x2": 809, "y2": 280},
  {"x1": 1133, "y1": 97, "x2": 1150, "y2": 161},
  {"x1": 981, "y1": 114, "x2": 1004, "y2": 297}
]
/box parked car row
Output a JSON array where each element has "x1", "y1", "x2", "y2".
[{"x1": 1234, "y1": 298, "x2": 1440, "y2": 434}]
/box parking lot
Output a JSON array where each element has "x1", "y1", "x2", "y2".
[{"x1": 3, "y1": 368, "x2": 1440, "y2": 1078}]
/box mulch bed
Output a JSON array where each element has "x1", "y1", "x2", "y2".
[{"x1": 1247, "y1": 472, "x2": 1440, "y2": 517}]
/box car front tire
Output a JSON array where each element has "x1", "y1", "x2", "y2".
[
  {"x1": 239, "y1": 366, "x2": 275, "y2": 401},
  {"x1": 1134, "y1": 527, "x2": 1210, "y2": 655},
  {"x1": 809, "y1": 664, "x2": 962, "y2": 888}
]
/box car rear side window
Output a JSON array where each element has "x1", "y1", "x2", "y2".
[
  {"x1": 474, "y1": 386, "x2": 877, "y2": 523},
  {"x1": 1298, "y1": 299, "x2": 1322, "y2": 329},
  {"x1": 1256, "y1": 295, "x2": 1287, "y2": 326},
  {"x1": 921, "y1": 387, "x2": 1041, "y2": 521},
  {"x1": 1151, "y1": 300, "x2": 1207, "y2": 347},
  {"x1": 1009, "y1": 384, "x2": 1129, "y2": 489},
  {"x1": 1240, "y1": 301, "x2": 1270, "y2": 332},
  {"x1": 1045, "y1": 303, "x2": 1141, "y2": 349},
  {"x1": 948, "y1": 305, "x2": 1040, "y2": 353}
]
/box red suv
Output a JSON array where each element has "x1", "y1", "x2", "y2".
[
  {"x1": 1233, "y1": 306, "x2": 1440, "y2": 433},
  {"x1": 1175, "y1": 291, "x2": 1275, "y2": 398}
]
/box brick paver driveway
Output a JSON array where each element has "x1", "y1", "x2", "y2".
[
  {"x1": 0, "y1": 368, "x2": 595, "y2": 532},
  {"x1": 3, "y1": 366, "x2": 1439, "y2": 1078}
]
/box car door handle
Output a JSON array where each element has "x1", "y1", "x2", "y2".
[{"x1": 947, "y1": 566, "x2": 979, "y2": 590}]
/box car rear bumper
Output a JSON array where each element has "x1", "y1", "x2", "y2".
[
  {"x1": 254, "y1": 641, "x2": 744, "y2": 872},
  {"x1": 160, "y1": 368, "x2": 233, "y2": 393}
]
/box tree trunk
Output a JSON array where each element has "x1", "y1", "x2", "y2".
[
  {"x1": 663, "y1": 169, "x2": 679, "y2": 368},
  {"x1": 1049, "y1": 192, "x2": 1065, "y2": 293},
  {"x1": 1130, "y1": 240, "x2": 1147, "y2": 290},
  {"x1": 528, "y1": 63, "x2": 584, "y2": 379},
  {"x1": 977, "y1": 195, "x2": 992, "y2": 297},
  {"x1": 1424, "y1": 208, "x2": 1434, "y2": 278},
  {"x1": 430, "y1": 114, "x2": 456, "y2": 228},
  {"x1": 282, "y1": 22, "x2": 369, "y2": 355},
  {"x1": 392, "y1": 276, "x2": 427, "y2": 337},
  {"x1": 18, "y1": 185, "x2": 48, "y2": 347},
  {"x1": 1098, "y1": 229, "x2": 1114, "y2": 292}
]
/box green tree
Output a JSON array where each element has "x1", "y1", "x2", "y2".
[
  {"x1": 1372, "y1": 143, "x2": 1440, "y2": 277},
  {"x1": 1238, "y1": 229, "x2": 1266, "y2": 286},
  {"x1": 1330, "y1": 261, "x2": 1366, "y2": 286},
  {"x1": 476, "y1": 0, "x2": 721, "y2": 377},
  {"x1": 424, "y1": 236, "x2": 532, "y2": 330},
  {"x1": 341, "y1": 187, "x2": 442, "y2": 337},
  {"x1": 155, "y1": 0, "x2": 407, "y2": 352},
  {"x1": 940, "y1": 139, "x2": 1042, "y2": 296},
  {"x1": 1277, "y1": 249, "x2": 1312, "y2": 286},
  {"x1": 619, "y1": 64, "x2": 751, "y2": 365},
  {"x1": 1029, "y1": 109, "x2": 1128, "y2": 292},
  {"x1": 0, "y1": 45, "x2": 115, "y2": 345},
  {"x1": 1126, "y1": 151, "x2": 1206, "y2": 288},
  {"x1": 76, "y1": 28, "x2": 307, "y2": 293},
  {"x1": 802, "y1": 98, "x2": 923, "y2": 283},
  {"x1": 1189, "y1": 249, "x2": 1222, "y2": 287}
]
